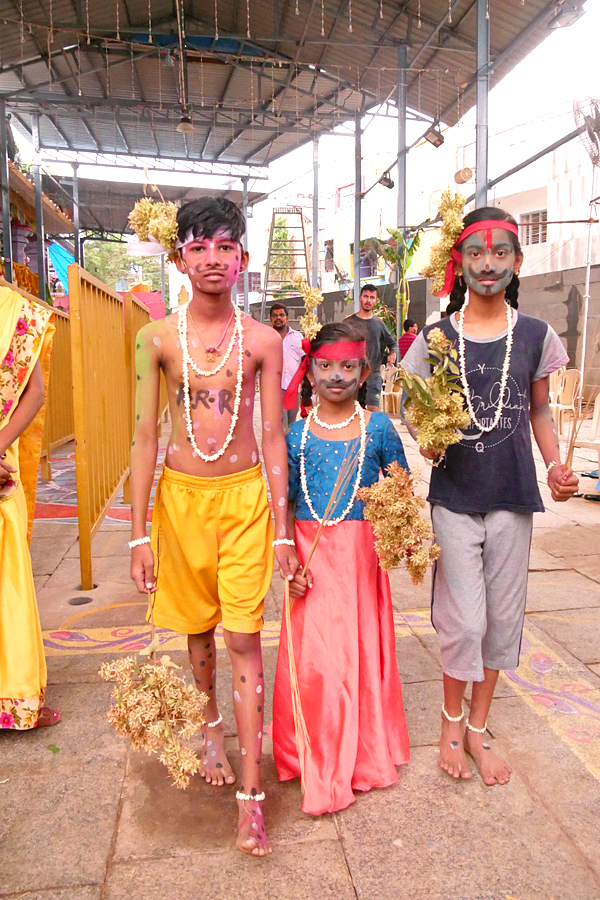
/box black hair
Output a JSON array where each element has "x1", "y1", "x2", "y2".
[
  {"x1": 176, "y1": 196, "x2": 246, "y2": 245},
  {"x1": 403, "y1": 318, "x2": 416, "y2": 331},
  {"x1": 360, "y1": 283, "x2": 378, "y2": 295},
  {"x1": 300, "y1": 321, "x2": 369, "y2": 408},
  {"x1": 446, "y1": 206, "x2": 522, "y2": 314},
  {"x1": 270, "y1": 302, "x2": 289, "y2": 316}
]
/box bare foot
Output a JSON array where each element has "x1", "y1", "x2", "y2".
[
  {"x1": 438, "y1": 714, "x2": 472, "y2": 780},
  {"x1": 464, "y1": 729, "x2": 511, "y2": 786},
  {"x1": 200, "y1": 721, "x2": 236, "y2": 786},
  {"x1": 236, "y1": 798, "x2": 272, "y2": 857},
  {"x1": 36, "y1": 707, "x2": 61, "y2": 727}
]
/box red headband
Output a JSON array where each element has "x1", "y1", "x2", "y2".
[
  {"x1": 283, "y1": 339, "x2": 367, "y2": 410},
  {"x1": 436, "y1": 220, "x2": 520, "y2": 298}
]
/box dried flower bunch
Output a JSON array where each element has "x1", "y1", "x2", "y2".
[
  {"x1": 400, "y1": 327, "x2": 471, "y2": 459},
  {"x1": 100, "y1": 654, "x2": 208, "y2": 789},
  {"x1": 358, "y1": 461, "x2": 440, "y2": 585},
  {"x1": 421, "y1": 190, "x2": 466, "y2": 294},
  {"x1": 294, "y1": 274, "x2": 323, "y2": 340},
  {"x1": 128, "y1": 198, "x2": 179, "y2": 255}
]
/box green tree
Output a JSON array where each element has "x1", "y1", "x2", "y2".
[{"x1": 83, "y1": 237, "x2": 166, "y2": 292}]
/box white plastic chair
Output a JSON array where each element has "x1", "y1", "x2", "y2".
[
  {"x1": 381, "y1": 365, "x2": 400, "y2": 416},
  {"x1": 550, "y1": 368, "x2": 581, "y2": 436}
]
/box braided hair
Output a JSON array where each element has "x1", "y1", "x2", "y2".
[
  {"x1": 300, "y1": 321, "x2": 369, "y2": 408},
  {"x1": 446, "y1": 207, "x2": 522, "y2": 314}
]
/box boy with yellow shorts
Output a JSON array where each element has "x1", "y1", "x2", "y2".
[{"x1": 128, "y1": 197, "x2": 299, "y2": 857}]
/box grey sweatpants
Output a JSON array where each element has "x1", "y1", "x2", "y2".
[{"x1": 431, "y1": 505, "x2": 534, "y2": 682}]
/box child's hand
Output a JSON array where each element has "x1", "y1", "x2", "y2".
[
  {"x1": 130, "y1": 544, "x2": 158, "y2": 594},
  {"x1": 275, "y1": 543, "x2": 300, "y2": 582},
  {"x1": 288, "y1": 567, "x2": 314, "y2": 600},
  {"x1": 0, "y1": 457, "x2": 17, "y2": 485},
  {"x1": 548, "y1": 464, "x2": 579, "y2": 502},
  {"x1": 419, "y1": 447, "x2": 440, "y2": 463}
]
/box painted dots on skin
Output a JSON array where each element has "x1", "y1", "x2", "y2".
[
  {"x1": 230, "y1": 454, "x2": 238, "y2": 462},
  {"x1": 264, "y1": 421, "x2": 271, "y2": 431},
  {"x1": 234, "y1": 690, "x2": 242, "y2": 702},
  {"x1": 207, "y1": 437, "x2": 217, "y2": 446},
  {"x1": 252, "y1": 451, "x2": 258, "y2": 464},
  {"x1": 256, "y1": 685, "x2": 263, "y2": 694},
  {"x1": 272, "y1": 466, "x2": 281, "y2": 475},
  {"x1": 245, "y1": 398, "x2": 251, "y2": 407},
  {"x1": 152, "y1": 336, "x2": 162, "y2": 347},
  {"x1": 277, "y1": 498, "x2": 285, "y2": 507}
]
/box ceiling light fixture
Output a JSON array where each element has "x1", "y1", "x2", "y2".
[
  {"x1": 378, "y1": 172, "x2": 395, "y2": 190},
  {"x1": 548, "y1": 2, "x2": 585, "y2": 29},
  {"x1": 424, "y1": 127, "x2": 444, "y2": 148},
  {"x1": 176, "y1": 115, "x2": 195, "y2": 134}
]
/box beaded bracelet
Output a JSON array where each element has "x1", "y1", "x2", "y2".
[
  {"x1": 272, "y1": 538, "x2": 295, "y2": 547},
  {"x1": 128, "y1": 536, "x2": 151, "y2": 549}
]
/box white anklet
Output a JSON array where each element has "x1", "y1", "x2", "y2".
[
  {"x1": 236, "y1": 790, "x2": 265, "y2": 802},
  {"x1": 441, "y1": 704, "x2": 464, "y2": 723},
  {"x1": 466, "y1": 720, "x2": 488, "y2": 734},
  {"x1": 206, "y1": 714, "x2": 223, "y2": 728}
]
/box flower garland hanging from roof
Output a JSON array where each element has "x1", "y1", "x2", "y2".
[{"x1": 127, "y1": 197, "x2": 179, "y2": 257}]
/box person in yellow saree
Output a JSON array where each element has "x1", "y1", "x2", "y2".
[{"x1": 0, "y1": 284, "x2": 60, "y2": 729}]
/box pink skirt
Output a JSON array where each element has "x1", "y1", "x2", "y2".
[{"x1": 272, "y1": 520, "x2": 410, "y2": 815}]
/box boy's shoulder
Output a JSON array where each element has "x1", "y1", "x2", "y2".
[
  {"x1": 136, "y1": 314, "x2": 176, "y2": 347},
  {"x1": 242, "y1": 313, "x2": 283, "y2": 353}
]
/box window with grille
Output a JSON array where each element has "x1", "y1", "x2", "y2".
[{"x1": 520, "y1": 210, "x2": 548, "y2": 246}]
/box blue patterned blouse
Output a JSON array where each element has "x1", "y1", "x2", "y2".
[{"x1": 287, "y1": 411, "x2": 409, "y2": 522}]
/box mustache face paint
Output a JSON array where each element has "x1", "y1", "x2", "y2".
[
  {"x1": 461, "y1": 229, "x2": 519, "y2": 297},
  {"x1": 181, "y1": 229, "x2": 243, "y2": 290},
  {"x1": 310, "y1": 358, "x2": 363, "y2": 402}
]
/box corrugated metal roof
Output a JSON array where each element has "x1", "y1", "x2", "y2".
[{"x1": 0, "y1": 0, "x2": 582, "y2": 165}]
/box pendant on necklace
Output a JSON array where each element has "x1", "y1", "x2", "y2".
[{"x1": 205, "y1": 347, "x2": 220, "y2": 362}]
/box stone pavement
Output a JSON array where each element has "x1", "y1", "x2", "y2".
[{"x1": 2, "y1": 417, "x2": 600, "y2": 900}]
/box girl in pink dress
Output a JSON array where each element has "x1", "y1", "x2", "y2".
[{"x1": 272, "y1": 322, "x2": 410, "y2": 815}]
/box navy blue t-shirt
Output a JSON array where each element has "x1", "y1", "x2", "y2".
[{"x1": 402, "y1": 311, "x2": 569, "y2": 515}]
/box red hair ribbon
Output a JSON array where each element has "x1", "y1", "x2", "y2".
[
  {"x1": 283, "y1": 339, "x2": 367, "y2": 410},
  {"x1": 436, "y1": 219, "x2": 520, "y2": 298}
]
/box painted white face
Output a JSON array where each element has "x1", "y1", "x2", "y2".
[
  {"x1": 310, "y1": 357, "x2": 363, "y2": 404},
  {"x1": 461, "y1": 228, "x2": 521, "y2": 298}
]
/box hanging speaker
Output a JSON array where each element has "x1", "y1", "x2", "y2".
[{"x1": 454, "y1": 167, "x2": 474, "y2": 184}]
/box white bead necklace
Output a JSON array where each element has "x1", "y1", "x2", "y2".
[
  {"x1": 178, "y1": 302, "x2": 240, "y2": 378},
  {"x1": 177, "y1": 303, "x2": 244, "y2": 462},
  {"x1": 299, "y1": 404, "x2": 367, "y2": 526},
  {"x1": 457, "y1": 295, "x2": 514, "y2": 434},
  {"x1": 312, "y1": 401, "x2": 360, "y2": 431}
]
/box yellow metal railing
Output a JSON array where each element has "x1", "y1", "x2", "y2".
[
  {"x1": 0, "y1": 276, "x2": 73, "y2": 480},
  {"x1": 69, "y1": 263, "x2": 132, "y2": 589},
  {"x1": 40, "y1": 304, "x2": 73, "y2": 480}
]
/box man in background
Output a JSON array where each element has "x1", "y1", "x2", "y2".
[
  {"x1": 270, "y1": 302, "x2": 304, "y2": 426},
  {"x1": 398, "y1": 318, "x2": 418, "y2": 359},
  {"x1": 345, "y1": 284, "x2": 396, "y2": 411}
]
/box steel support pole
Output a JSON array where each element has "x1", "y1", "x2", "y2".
[
  {"x1": 32, "y1": 114, "x2": 47, "y2": 301},
  {"x1": 312, "y1": 134, "x2": 319, "y2": 288},
  {"x1": 241, "y1": 175, "x2": 249, "y2": 313},
  {"x1": 72, "y1": 162, "x2": 80, "y2": 264},
  {"x1": 397, "y1": 45, "x2": 407, "y2": 232},
  {"x1": 0, "y1": 101, "x2": 13, "y2": 282},
  {"x1": 353, "y1": 112, "x2": 361, "y2": 312},
  {"x1": 475, "y1": 0, "x2": 490, "y2": 208}
]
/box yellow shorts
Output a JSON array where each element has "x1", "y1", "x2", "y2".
[{"x1": 150, "y1": 464, "x2": 274, "y2": 635}]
